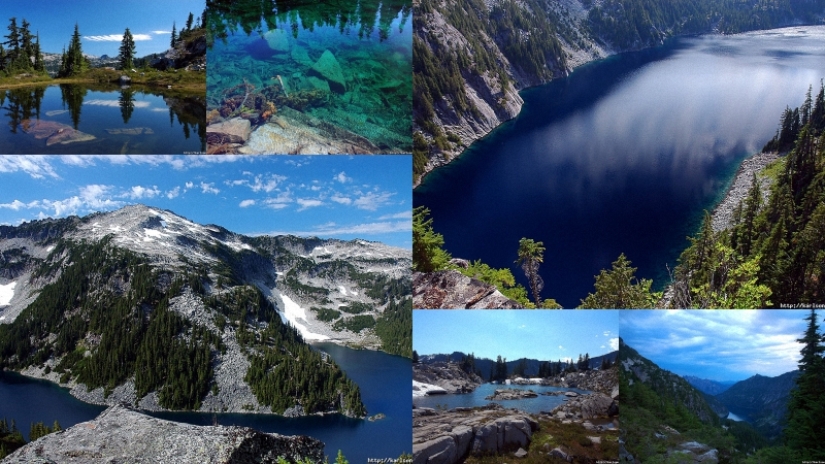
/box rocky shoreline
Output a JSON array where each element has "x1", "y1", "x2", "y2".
[
  {"x1": 711, "y1": 151, "x2": 780, "y2": 232},
  {"x1": 2, "y1": 404, "x2": 325, "y2": 464}
]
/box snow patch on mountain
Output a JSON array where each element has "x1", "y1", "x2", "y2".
[
  {"x1": 0, "y1": 281, "x2": 15, "y2": 306},
  {"x1": 276, "y1": 291, "x2": 330, "y2": 341}
]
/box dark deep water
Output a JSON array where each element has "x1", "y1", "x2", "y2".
[
  {"x1": 414, "y1": 26, "x2": 825, "y2": 308},
  {"x1": 0, "y1": 344, "x2": 410, "y2": 462}
]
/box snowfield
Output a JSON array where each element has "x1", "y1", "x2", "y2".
[
  {"x1": 0, "y1": 281, "x2": 16, "y2": 306},
  {"x1": 277, "y1": 292, "x2": 330, "y2": 341},
  {"x1": 413, "y1": 380, "x2": 448, "y2": 397}
]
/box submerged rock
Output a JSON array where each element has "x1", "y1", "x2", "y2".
[
  {"x1": 207, "y1": 118, "x2": 251, "y2": 144},
  {"x1": 2, "y1": 404, "x2": 325, "y2": 464},
  {"x1": 311, "y1": 50, "x2": 346, "y2": 92},
  {"x1": 20, "y1": 119, "x2": 96, "y2": 146},
  {"x1": 265, "y1": 29, "x2": 290, "y2": 53}
]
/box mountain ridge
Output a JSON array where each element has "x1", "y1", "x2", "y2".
[{"x1": 0, "y1": 205, "x2": 411, "y2": 417}]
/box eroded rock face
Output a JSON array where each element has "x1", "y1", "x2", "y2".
[
  {"x1": 414, "y1": 362, "x2": 483, "y2": 394},
  {"x1": 2, "y1": 404, "x2": 325, "y2": 464},
  {"x1": 413, "y1": 271, "x2": 523, "y2": 309},
  {"x1": 549, "y1": 393, "x2": 618, "y2": 421},
  {"x1": 413, "y1": 405, "x2": 539, "y2": 464}
]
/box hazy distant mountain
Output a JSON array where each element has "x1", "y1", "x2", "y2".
[
  {"x1": 716, "y1": 371, "x2": 800, "y2": 440},
  {"x1": 684, "y1": 375, "x2": 737, "y2": 395}
]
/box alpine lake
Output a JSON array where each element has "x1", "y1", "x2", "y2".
[
  {"x1": 0, "y1": 343, "x2": 411, "y2": 463},
  {"x1": 414, "y1": 26, "x2": 825, "y2": 308},
  {"x1": 0, "y1": 82, "x2": 205, "y2": 154},
  {"x1": 206, "y1": 0, "x2": 412, "y2": 154}
]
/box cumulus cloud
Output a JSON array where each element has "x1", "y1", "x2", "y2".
[
  {"x1": 353, "y1": 191, "x2": 394, "y2": 211},
  {"x1": 166, "y1": 187, "x2": 180, "y2": 199},
  {"x1": 330, "y1": 195, "x2": 352, "y2": 205},
  {"x1": 0, "y1": 155, "x2": 60, "y2": 179},
  {"x1": 125, "y1": 185, "x2": 161, "y2": 200},
  {"x1": 378, "y1": 210, "x2": 411, "y2": 220},
  {"x1": 200, "y1": 182, "x2": 219, "y2": 194},
  {"x1": 296, "y1": 199, "x2": 324, "y2": 211},
  {"x1": 335, "y1": 171, "x2": 351, "y2": 183},
  {"x1": 239, "y1": 199, "x2": 256, "y2": 208}
]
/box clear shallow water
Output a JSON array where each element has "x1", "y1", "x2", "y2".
[
  {"x1": 207, "y1": 0, "x2": 412, "y2": 153},
  {"x1": 0, "y1": 344, "x2": 411, "y2": 462},
  {"x1": 413, "y1": 383, "x2": 591, "y2": 415},
  {"x1": 0, "y1": 84, "x2": 205, "y2": 154},
  {"x1": 414, "y1": 26, "x2": 825, "y2": 308}
]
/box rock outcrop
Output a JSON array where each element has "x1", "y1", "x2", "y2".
[
  {"x1": 542, "y1": 367, "x2": 619, "y2": 396},
  {"x1": 414, "y1": 362, "x2": 483, "y2": 395},
  {"x1": 549, "y1": 393, "x2": 619, "y2": 422},
  {"x1": 413, "y1": 271, "x2": 522, "y2": 309},
  {"x1": 2, "y1": 404, "x2": 325, "y2": 464},
  {"x1": 412, "y1": 404, "x2": 539, "y2": 464},
  {"x1": 485, "y1": 388, "x2": 538, "y2": 401}
]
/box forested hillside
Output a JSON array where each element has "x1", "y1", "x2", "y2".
[
  {"x1": 413, "y1": 0, "x2": 825, "y2": 184},
  {"x1": 671, "y1": 82, "x2": 825, "y2": 308}
]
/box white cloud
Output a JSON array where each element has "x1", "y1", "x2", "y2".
[
  {"x1": 335, "y1": 171, "x2": 351, "y2": 183},
  {"x1": 200, "y1": 182, "x2": 219, "y2": 194},
  {"x1": 0, "y1": 200, "x2": 39, "y2": 210},
  {"x1": 609, "y1": 338, "x2": 619, "y2": 351},
  {"x1": 558, "y1": 345, "x2": 564, "y2": 350},
  {"x1": 265, "y1": 220, "x2": 411, "y2": 236},
  {"x1": 379, "y1": 211, "x2": 411, "y2": 220},
  {"x1": 0, "y1": 155, "x2": 60, "y2": 179},
  {"x1": 262, "y1": 191, "x2": 293, "y2": 209},
  {"x1": 185, "y1": 181, "x2": 194, "y2": 189},
  {"x1": 353, "y1": 191, "x2": 394, "y2": 211},
  {"x1": 125, "y1": 185, "x2": 161, "y2": 200},
  {"x1": 331, "y1": 195, "x2": 352, "y2": 205},
  {"x1": 239, "y1": 199, "x2": 256, "y2": 208},
  {"x1": 297, "y1": 199, "x2": 324, "y2": 211},
  {"x1": 152, "y1": 30, "x2": 170, "y2": 35},
  {"x1": 84, "y1": 34, "x2": 153, "y2": 41},
  {"x1": 166, "y1": 187, "x2": 180, "y2": 199}
]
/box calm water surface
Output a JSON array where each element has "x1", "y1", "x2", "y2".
[
  {"x1": 0, "y1": 343, "x2": 410, "y2": 462},
  {"x1": 414, "y1": 26, "x2": 825, "y2": 307},
  {"x1": 207, "y1": 0, "x2": 412, "y2": 153},
  {"x1": 0, "y1": 84, "x2": 205, "y2": 154},
  {"x1": 414, "y1": 383, "x2": 591, "y2": 415}
]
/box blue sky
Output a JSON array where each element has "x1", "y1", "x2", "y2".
[
  {"x1": 414, "y1": 310, "x2": 619, "y2": 362},
  {"x1": 0, "y1": 155, "x2": 411, "y2": 249},
  {"x1": 620, "y1": 310, "x2": 824, "y2": 382},
  {"x1": 1, "y1": 1, "x2": 204, "y2": 57}
]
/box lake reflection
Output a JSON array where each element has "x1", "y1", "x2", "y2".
[
  {"x1": 414, "y1": 26, "x2": 825, "y2": 308},
  {"x1": 0, "y1": 83, "x2": 205, "y2": 154}
]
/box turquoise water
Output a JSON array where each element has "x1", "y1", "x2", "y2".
[
  {"x1": 0, "y1": 84, "x2": 205, "y2": 154},
  {"x1": 207, "y1": 0, "x2": 412, "y2": 154}
]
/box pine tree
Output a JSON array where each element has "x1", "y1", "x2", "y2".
[
  {"x1": 784, "y1": 309, "x2": 825, "y2": 459},
  {"x1": 119, "y1": 28, "x2": 136, "y2": 70},
  {"x1": 516, "y1": 238, "x2": 545, "y2": 306},
  {"x1": 170, "y1": 22, "x2": 177, "y2": 48},
  {"x1": 186, "y1": 12, "x2": 194, "y2": 32}
]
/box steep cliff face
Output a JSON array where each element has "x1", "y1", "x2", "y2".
[
  {"x1": 413, "y1": 361, "x2": 484, "y2": 394},
  {"x1": 2, "y1": 404, "x2": 325, "y2": 464},
  {"x1": 412, "y1": 0, "x2": 613, "y2": 185}
]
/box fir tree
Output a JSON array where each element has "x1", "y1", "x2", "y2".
[
  {"x1": 119, "y1": 28, "x2": 136, "y2": 70},
  {"x1": 170, "y1": 22, "x2": 177, "y2": 48},
  {"x1": 516, "y1": 237, "x2": 545, "y2": 306},
  {"x1": 784, "y1": 309, "x2": 825, "y2": 459}
]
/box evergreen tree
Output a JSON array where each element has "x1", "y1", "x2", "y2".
[
  {"x1": 119, "y1": 28, "x2": 136, "y2": 70},
  {"x1": 516, "y1": 237, "x2": 545, "y2": 306},
  {"x1": 186, "y1": 12, "x2": 194, "y2": 32},
  {"x1": 579, "y1": 253, "x2": 658, "y2": 308},
  {"x1": 784, "y1": 309, "x2": 825, "y2": 459},
  {"x1": 413, "y1": 206, "x2": 450, "y2": 272},
  {"x1": 412, "y1": 350, "x2": 419, "y2": 363},
  {"x1": 170, "y1": 22, "x2": 177, "y2": 48}
]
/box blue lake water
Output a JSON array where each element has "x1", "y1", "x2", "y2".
[
  {"x1": 0, "y1": 343, "x2": 411, "y2": 463},
  {"x1": 414, "y1": 26, "x2": 825, "y2": 308},
  {"x1": 0, "y1": 84, "x2": 205, "y2": 154},
  {"x1": 413, "y1": 383, "x2": 591, "y2": 415},
  {"x1": 726, "y1": 410, "x2": 749, "y2": 422}
]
